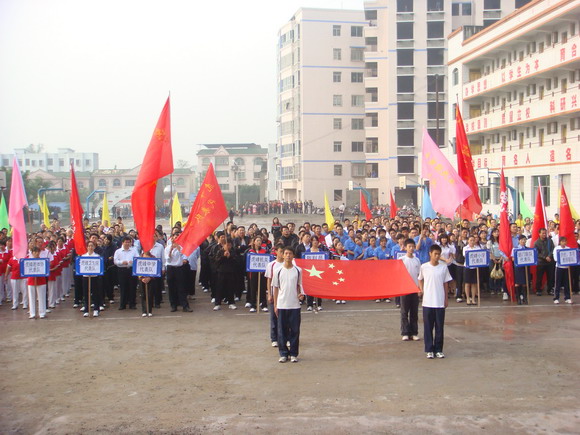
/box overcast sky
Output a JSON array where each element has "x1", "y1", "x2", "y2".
[{"x1": 0, "y1": 0, "x2": 363, "y2": 169}]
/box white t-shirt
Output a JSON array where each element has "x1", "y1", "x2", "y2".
[
  {"x1": 439, "y1": 244, "x2": 456, "y2": 261},
  {"x1": 553, "y1": 245, "x2": 569, "y2": 269},
  {"x1": 271, "y1": 264, "x2": 303, "y2": 310},
  {"x1": 400, "y1": 255, "x2": 421, "y2": 287},
  {"x1": 419, "y1": 261, "x2": 452, "y2": 308}
]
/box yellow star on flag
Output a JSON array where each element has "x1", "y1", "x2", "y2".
[
  {"x1": 332, "y1": 282, "x2": 339, "y2": 286},
  {"x1": 339, "y1": 278, "x2": 345, "y2": 282},
  {"x1": 328, "y1": 264, "x2": 335, "y2": 269},
  {"x1": 305, "y1": 265, "x2": 324, "y2": 279},
  {"x1": 337, "y1": 270, "x2": 343, "y2": 275}
]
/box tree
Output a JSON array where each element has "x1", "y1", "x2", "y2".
[
  {"x1": 0, "y1": 166, "x2": 52, "y2": 205},
  {"x1": 176, "y1": 159, "x2": 190, "y2": 169}
]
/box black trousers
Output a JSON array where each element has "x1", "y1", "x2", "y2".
[
  {"x1": 140, "y1": 281, "x2": 154, "y2": 314},
  {"x1": 455, "y1": 265, "x2": 465, "y2": 298},
  {"x1": 186, "y1": 269, "x2": 197, "y2": 296},
  {"x1": 306, "y1": 295, "x2": 322, "y2": 308},
  {"x1": 536, "y1": 263, "x2": 555, "y2": 293},
  {"x1": 423, "y1": 307, "x2": 445, "y2": 353},
  {"x1": 554, "y1": 267, "x2": 571, "y2": 300},
  {"x1": 400, "y1": 293, "x2": 419, "y2": 336},
  {"x1": 117, "y1": 267, "x2": 135, "y2": 308},
  {"x1": 103, "y1": 266, "x2": 116, "y2": 301},
  {"x1": 74, "y1": 273, "x2": 83, "y2": 305},
  {"x1": 167, "y1": 265, "x2": 188, "y2": 309},
  {"x1": 216, "y1": 271, "x2": 236, "y2": 305},
  {"x1": 277, "y1": 308, "x2": 301, "y2": 357},
  {"x1": 248, "y1": 272, "x2": 267, "y2": 308},
  {"x1": 82, "y1": 276, "x2": 102, "y2": 312},
  {"x1": 199, "y1": 261, "x2": 211, "y2": 289},
  {"x1": 152, "y1": 276, "x2": 163, "y2": 305}
]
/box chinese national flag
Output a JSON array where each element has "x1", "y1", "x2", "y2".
[
  {"x1": 70, "y1": 165, "x2": 87, "y2": 256},
  {"x1": 390, "y1": 191, "x2": 398, "y2": 219},
  {"x1": 559, "y1": 185, "x2": 577, "y2": 248},
  {"x1": 498, "y1": 168, "x2": 514, "y2": 301},
  {"x1": 132, "y1": 97, "x2": 174, "y2": 253},
  {"x1": 175, "y1": 164, "x2": 227, "y2": 256},
  {"x1": 295, "y1": 259, "x2": 419, "y2": 300},
  {"x1": 456, "y1": 106, "x2": 482, "y2": 219},
  {"x1": 360, "y1": 191, "x2": 372, "y2": 221}
]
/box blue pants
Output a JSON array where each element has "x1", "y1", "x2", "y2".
[
  {"x1": 423, "y1": 307, "x2": 445, "y2": 353},
  {"x1": 269, "y1": 302, "x2": 277, "y2": 342},
  {"x1": 554, "y1": 267, "x2": 571, "y2": 300},
  {"x1": 277, "y1": 308, "x2": 301, "y2": 357}
]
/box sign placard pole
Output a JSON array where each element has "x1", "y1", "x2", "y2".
[
  {"x1": 35, "y1": 283, "x2": 39, "y2": 319},
  {"x1": 145, "y1": 282, "x2": 150, "y2": 317},
  {"x1": 476, "y1": 268, "x2": 480, "y2": 308},
  {"x1": 88, "y1": 277, "x2": 92, "y2": 318},
  {"x1": 525, "y1": 266, "x2": 530, "y2": 305},
  {"x1": 568, "y1": 267, "x2": 573, "y2": 304},
  {"x1": 257, "y1": 276, "x2": 261, "y2": 315}
]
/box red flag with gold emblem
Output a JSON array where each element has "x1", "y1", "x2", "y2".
[
  {"x1": 456, "y1": 106, "x2": 482, "y2": 219},
  {"x1": 131, "y1": 97, "x2": 173, "y2": 253},
  {"x1": 176, "y1": 164, "x2": 228, "y2": 256},
  {"x1": 295, "y1": 259, "x2": 419, "y2": 300}
]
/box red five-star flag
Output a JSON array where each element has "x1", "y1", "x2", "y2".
[
  {"x1": 295, "y1": 259, "x2": 419, "y2": 300},
  {"x1": 175, "y1": 163, "x2": 228, "y2": 256},
  {"x1": 132, "y1": 97, "x2": 174, "y2": 253}
]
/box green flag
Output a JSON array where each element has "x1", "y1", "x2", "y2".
[
  {"x1": 519, "y1": 192, "x2": 533, "y2": 220},
  {"x1": 0, "y1": 193, "x2": 9, "y2": 231}
]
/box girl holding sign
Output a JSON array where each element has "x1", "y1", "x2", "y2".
[
  {"x1": 81, "y1": 241, "x2": 102, "y2": 317},
  {"x1": 462, "y1": 236, "x2": 479, "y2": 306},
  {"x1": 27, "y1": 247, "x2": 47, "y2": 319},
  {"x1": 305, "y1": 236, "x2": 324, "y2": 311},
  {"x1": 553, "y1": 237, "x2": 572, "y2": 304},
  {"x1": 247, "y1": 236, "x2": 268, "y2": 313},
  {"x1": 512, "y1": 235, "x2": 529, "y2": 305}
]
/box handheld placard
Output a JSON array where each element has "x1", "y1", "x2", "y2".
[{"x1": 132, "y1": 257, "x2": 162, "y2": 277}]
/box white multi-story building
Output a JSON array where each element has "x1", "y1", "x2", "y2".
[
  {"x1": 0, "y1": 147, "x2": 99, "y2": 173},
  {"x1": 362, "y1": 0, "x2": 523, "y2": 206},
  {"x1": 448, "y1": 0, "x2": 580, "y2": 217},
  {"x1": 277, "y1": 8, "x2": 367, "y2": 207}
]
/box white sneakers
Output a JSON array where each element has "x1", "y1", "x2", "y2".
[
  {"x1": 93, "y1": 311, "x2": 99, "y2": 317},
  {"x1": 83, "y1": 312, "x2": 89, "y2": 317},
  {"x1": 249, "y1": 308, "x2": 257, "y2": 313},
  {"x1": 290, "y1": 356, "x2": 299, "y2": 363},
  {"x1": 245, "y1": 302, "x2": 252, "y2": 308},
  {"x1": 279, "y1": 356, "x2": 288, "y2": 363},
  {"x1": 402, "y1": 335, "x2": 410, "y2": 341},
  {"x1": 426, "y1": 352, "x2": 434, "y2": 359},
  {"x1": 565, "y1": 299, "x2": 573, "y2": 304},
  {"x1": 307, "y1": 306, "x2": 313, "y2": 311},
  {"x1": 502, "y1": 292, "x2": 509, "y2": 301},
  {"x1": 261, "y1": 307, "x2": 269, "y2": 312},
  {"x1": 228, "y1": 304, "x2": 237, "y2": 310},
  {"x1": 213, "y1": 305, "x2": 221, "y2": 311},
  {"x1": 412, "y1": 335, "x2": 420, "y2": 341},
  {"x1": 271, "y1": 341, "x2": 278, "y2": 347},
  {"x1": 554, "y1": 299, "x2": 560, "y2": 304},
  {"x1": 436, "y1": 352, "x2": 445, "y2": 359}
]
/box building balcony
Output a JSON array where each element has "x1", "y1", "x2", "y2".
[
  {"x1": 464, "y1": 33, "x2": 580, "y2": 100},
  {"x1": 396, "y1": 12, "x2": 414, "y2": 21},
  {"x1": 464, "y1": 86, "x2": 580, "y2": 135}
]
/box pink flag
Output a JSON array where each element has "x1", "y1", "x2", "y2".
[
  {"x1": 421, "y1": 129, "x2": 472, "y2": 219},
  {"x1": 8, "y1": 158, "x2": 28, "y2": 259}
]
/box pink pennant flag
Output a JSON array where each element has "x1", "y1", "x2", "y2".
[
  {"x1": 8, "y1": 158, "x2": 29, "y2": 259},
  {"x1": 421, "y1": 129, "x2": 472, "y2": 219}
]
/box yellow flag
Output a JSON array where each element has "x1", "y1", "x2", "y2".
[
  {"x1": 170, "y1": 192, "x2": 183, "y2": 228},
  {"x1": 324, "y1": 192, "x2": 335, "y2": 231},
  {"x1": 42, "y1": 195, "x2": 50, "y2": 227},
  {"x1": 102, "y1": 192, "x2": 111, "y2": 226},
  {"x1": 570, "y1": 201, "x2": 580, "y2": 220}
]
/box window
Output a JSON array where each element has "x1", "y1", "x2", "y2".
[
  {"x1": 177, "y1": 192, "x2": 185, "y2": 199},
  {"x1": 351, "y1": 48, "x2": 364, "y2": 62},
  {"x1": 24, "y1": 159, "x2": 30, "y2": 166},
  {"x1": 333, "y1": 48, "x2": 342, "y2": 60},
  {"x1": 352, "y1": 163, "x2": 365, "y2": 177},
  {"x1": 463, "y1": 2, "x2": 472, "y2": 15},
  {"x1": 365, "y1": 10, "x2": 377, "y2": 20},
  {"x1": 397, "y1": 22, "x2": 413, "y2": 40},
  {"x1": 427, "y1": 48, "x2": 444, "y2": 65},
  {"x1": 428, "y1": 74, "x2": 445, "y2": 92},
  {"x1": 397, "y1": 49, "x2": 414, "y2": 66},
  {"x1": 333, "y1": 25, "x2": 341, "y2": 36},
  {"x1": 351, "y1": 118, "x2": 364, "y2": 130},
  {"x1": 334, "y1": 141, "x2": 342, "y2": 152},
  {"x1": 351, "y1": 95, "x2": 364, "y2": 107},
  {"x1": 253, "y1": 172, "x2": 261, "y2": 179},
  {"x1": 47, "y1": 158, "x2": 53, "y2": 165},
  {"x1": 351, "y1": 26, "x2": 363, "y2": 37},
  {"x1": 397, "y1": 156, "x2": 414, "y2": 174},
  {"x1": 334, "y1": 165, "x2": 343, "y2": 176},
  {"x1": 31, "y1": 160, "x2": 36, "y2": 167},
  {"x1": 428, "y1": 102, "x2": 445, "y2": 120},
  {"x1": 532, "y1": 175, "x2": 550, "y2": 207},
  {"x1": 333, "y1": 71, "x2": 342, "y2": 82},
  {"x1": 237, "y1": 172, "x2": 246, "y2": 181},
  {"x1": 85, "y1": 159, "x2": 91, "y2": 166},
  {"x1": 2, "y1": 158, "x2": 8, "y2": 166},
  {"x1": 351, "y1": 141, "x2": 364, "y2": 152},
  {"x1": 333, "y1": 95, "x2": 343, "y2": 106},
  {"x1": 452, "y1": 68, "x2": 459, "y2": 86},
  {"x1": 398, "y1": 130, "x2": 414, "y2": 147},
  {"x1": 75, "y1": 159, "x2": 80, "y2": 166},
  {"x1": 98, "y1": 179, "x2": 107, "y2": 187},
  {"x1": 219, "y1": 184, "x2": 229, "y2": 191},
  {"x1": 39, "y1": 161, "x2": 43, "y2": 166},
  {"x1": 351, "y1": 72, "x2": 363, "y2": 82},
  {"x1": 202, "y1": 157, "x2": 210, "y2": 166},
  {"x1": 366, "y1": 87, "x2": 378, "y2": 102},
  {"x1": 125, "y1": 179, "x2": 135, "y2": 187},
  {"x1": 427, "y1": 0, "x2": 444, "y2": 11},
  {"x1": 397, "y1": 76, "x2": 414, "y2": 93},
  {"x1": 428, "y1": 129, "x2": 445, "y2": 146},
  {"x1": 333, "y1": 118, "x2": 342, "y2": 130},
  {"x1": 452, "y1": 3, "x2": 460, "y2": 15},
  {"x1": 254, "y1": 157, "x2": 264, "y2": 166},
  {"x1": 484, "y1": 0, "x2": 501, "y2": 9},
  {"x1": 397, "y1": 103, "x2": 414, "y2": 120},
  {"x1": 427, "y1": 21, "x2": 444, "y2": 39},
  {"x1": 397, "y1": 0, "x2": 413, "y2": 12},
  {"x1": 366, "y1": 163, "x2": 378, "y2": 178},
  {"x1": 366, "y1": 138, "x2": 378, "y2": 153},
  {"x1": 59, "y1": 158, "x2": 64, "y2": 166},
  {"x1": 176, "y1": 178, "x2": 185, "y2": 186},
  {"x1": 234, "y1": 157, "x2": 244, "y2": 166},
  {"x1": 334, "y1": 189, "x2": 343, "y2": 201},
  {"x1": 215, "y1": 171, "x2": 228, "y2": 178},
  {"x1": 215, "y1": 157, "x2": 229, "y2": 166},
  {"x1": 366, "y1": 113, "x2": 378, "y2": 127},
  {"x1": 113, "y1": 179, "x2": 121, "y2": 187}
]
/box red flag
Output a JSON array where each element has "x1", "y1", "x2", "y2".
[
  {"x1": 175, "y1": 164, "x2": 228, "y2": 256},
  {"x1": 530, "y1": 185, "x2": 548, "y2": 247},
  {"x1": 132, "y1": 97, "x2": 174, "y2": 253},
  {"x1": 456, "y1": 106, "x2": 482, "y2": 219},
  {"x1": 559, "y1": 185, "x2": 577, "y2": 248},
  {"x1": 389, "y1": 191, "x2": 398, "y2": 219},
  {"x1": 70, "y1": 165, "x2": 87, "y2": 256},
  {"x1": 295, "y1": 259, "x2": 419, "y2": 300},
  {"x1": 498, "y1": 168, "x2": 514, "y2": 301},
  {"x1": 360, "y1": 191, "x2": 372, "y2": 221}
]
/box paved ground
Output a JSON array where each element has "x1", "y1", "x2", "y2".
[{"x1": 3, "y1": 214, "x2": 579, "y2": 434}]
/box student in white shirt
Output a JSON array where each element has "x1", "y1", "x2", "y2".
[
  {"x1": 418, "y1": 244, "x2": 452, "y2": 359},
  {"x1": 272, "y1": 247, "x2": 304, "y2": 363},
  {"x1": 114, "y1": 236, "x2": 138, "y2": 310},
  {"x1": 553, "y1": 236, "x2": 572, "y2": 304},
  {"x1": 400, "y1": 239, "x2": 421, "y2": 341},
  {"x1": 265, "y1": 243, "x2": 285, "y2": 347}
]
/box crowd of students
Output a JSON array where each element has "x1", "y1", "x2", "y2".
[{"x1": 0, "y1": 210, "x2": 578, "y2": 361}]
